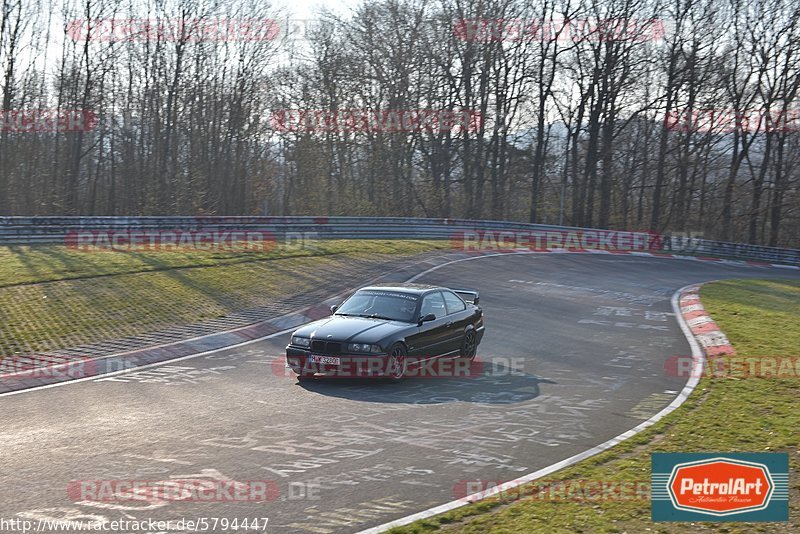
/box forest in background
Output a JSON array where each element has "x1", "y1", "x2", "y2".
[{"x1": 1, "y1": 0, "x2": 799, "y2": 247}]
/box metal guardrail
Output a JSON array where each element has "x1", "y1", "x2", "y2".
[
  {"x1": 0, "y1": 216, "x2": 798, "y2": 265},
  {"x1": 660, "y1": 235, "x2": 800, "y2": 265}
]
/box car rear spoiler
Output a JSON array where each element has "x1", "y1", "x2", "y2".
[{"x1": 452, "y1": 289, "x2": 480, "y2": 305}]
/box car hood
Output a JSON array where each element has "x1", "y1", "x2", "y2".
[{"x1": 292, "y1": 316, "x2": 410, "y2": 344}]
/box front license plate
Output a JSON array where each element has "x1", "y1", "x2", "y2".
[{"x1": 308, "y1": 355, "x2": 340, "y2": 365}]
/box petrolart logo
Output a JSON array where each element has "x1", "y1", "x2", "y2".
[{"x1": 652, "y1": 453, "x2": 789, "y2": 521}]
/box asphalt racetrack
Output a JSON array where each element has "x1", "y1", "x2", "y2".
[{"x1": 2, "y1": 253, "x2": 798, "y2": 533}]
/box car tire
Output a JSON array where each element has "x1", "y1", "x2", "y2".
[
  {"x1": 460, "y1": 330, "x2": 477, "y2": 361},
  {"x1": 386, "y1": 343, "x2": 407, "y2": 382},
  {"x1": 296, "y1": 371, "x2": 315, "y2": 382}
]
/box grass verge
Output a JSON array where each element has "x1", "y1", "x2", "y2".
[
  {"x1": 389, "y1": 279, "x2": 800, "y2": 534},
  {"x1": 0, "y1": 239, "x2": 446, "y2": 288},
  {"x1": 0, "y1": 240, "x2": 447, "y2": 355}
]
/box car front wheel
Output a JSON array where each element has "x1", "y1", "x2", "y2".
[
  {"x1": 386, "y1": 343, "x2": 407, "y2": 382},
  {"x1": 295, "y1": 368, "x2": 315, "y2": 381}
]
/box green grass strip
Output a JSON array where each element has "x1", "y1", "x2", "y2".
[{"x1": 0, "y1": 240, "x2": 447, "y2": 355}]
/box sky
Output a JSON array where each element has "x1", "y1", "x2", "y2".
[{"x1": 272, "y1": 0, "x2": 355, "y2": 20}]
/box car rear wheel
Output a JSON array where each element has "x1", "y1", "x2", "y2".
[
  {"x1": 386, "y1": 343, "x2": 407, "y2": 382},
  {"x1": 461, "y1": 330, "x2": 477, "y2": 361}
]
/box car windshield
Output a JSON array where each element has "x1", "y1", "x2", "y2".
[{"x1": 335, "y1": 290, "x2": 419, "y2": 323}]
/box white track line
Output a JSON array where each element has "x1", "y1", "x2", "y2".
[
  {"x1": 406, "y1": 251, "x2": 533, "y2": 282},
  {"x1": 0, "y1": 327, "x2": 296, "y2": 398},
  {"x1": 356, "y1": 282, "x2": 706, "y2": 534}
]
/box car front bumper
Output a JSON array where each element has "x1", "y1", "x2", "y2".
[{"x1": 285, "y1": 347, "x2": 392, "y2": 377}]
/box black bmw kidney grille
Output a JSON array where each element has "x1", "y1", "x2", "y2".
[{"x1": 311, "y1": 341, "x2": 341, "y2": 355}]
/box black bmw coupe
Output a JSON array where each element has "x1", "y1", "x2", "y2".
[{"x1": 285, "y1": 283, "x2": 485, "y2": 381}]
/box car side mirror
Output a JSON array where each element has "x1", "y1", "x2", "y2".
[
  {"x1": 418, "y1": 313, "x2": 436, "y2": 325},
  {"x1": 330, "y1": 304, "x2": 339, "y2": 314}
]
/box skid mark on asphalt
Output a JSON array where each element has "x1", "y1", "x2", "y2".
[
  {"x1": 95, "y1": 364, "x2": 238, "y2": 385},
  {"x1": 507, "y1": 280, "x2": 670, "y2": 306},
  {"x1": 11, "y1": 256, "x2": 780, "y2": 533},
  {"x1": 625, "y1": 391, "x2": 680, "y2": 419},
  {"x1": 284, "y1": 496, "x2": 428, "y2": 533},
  {"x1": 578, "y1": 307, "x2": 672, "y2": 332}
]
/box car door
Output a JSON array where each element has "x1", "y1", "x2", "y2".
[
  {"x1": 442, "y1": 290, "x2": 472, "y2": 352},
  {"x1": 407, "y1": 291, "x2": 452, "y2": 359}
]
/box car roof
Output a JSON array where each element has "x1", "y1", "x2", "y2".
[{"x1": 357, "y1": 283, "x2": 446, "y2": 296}]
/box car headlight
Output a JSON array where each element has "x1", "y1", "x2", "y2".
[
  {"x1": 292, "y1": 336, "x2": 311, "y2": 348},
  {"x1": 348, "y1": 343, "x2": 382, "y2": 353}
]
